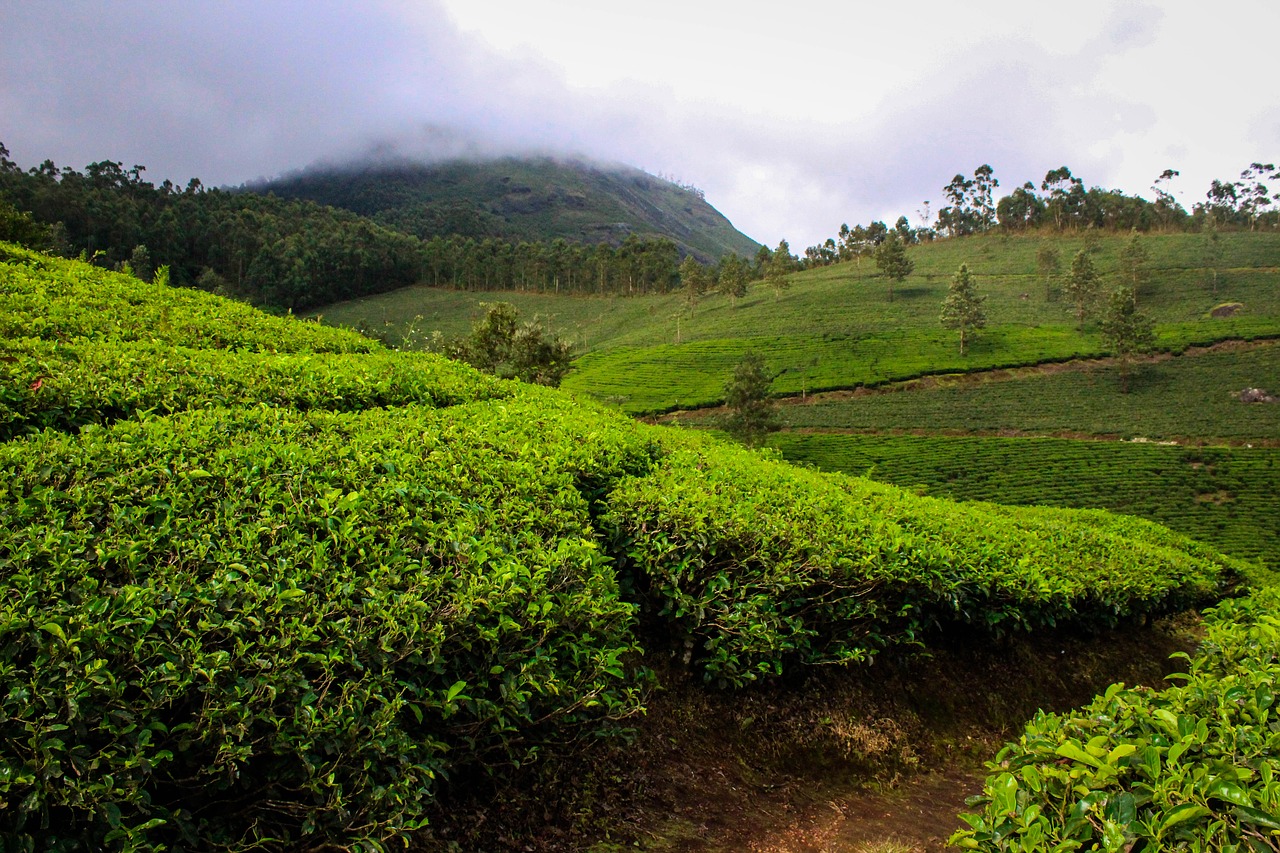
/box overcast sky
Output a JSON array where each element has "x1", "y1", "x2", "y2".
[{"x1": 2, "y1": 1, "x2": 1276, "y2": 249}]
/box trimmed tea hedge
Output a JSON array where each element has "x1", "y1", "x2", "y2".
[
  {"x1": 0, "y1": 402, "x2": 652, "y2": 851},
  {"x1": 953, "y1": 585, "x2": 1280, "y2": 851},
  {"x1": 0, "y1": 243, "x2": 375, "y2": 354},
  {"x1": 0, "y1": 337, "x2": 512, "y2": 439},
  {"x1": 603, "y1": 435, "x2": 1241, "y2": 687}
]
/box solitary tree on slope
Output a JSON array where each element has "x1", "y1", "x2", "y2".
[
  {"x1": 940, "y1": 264, "x2": 987, "y2": 355},
  {"x1": 1100, "y1": 285, "x2": 1155, "y2": 392},
  {"x1": 722, "y1": 352, "x2": 781, "y2": 447}
]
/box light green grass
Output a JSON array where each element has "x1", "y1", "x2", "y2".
[{"x1": 314, "y1": 231, "x2": 1280, "y2": 413}]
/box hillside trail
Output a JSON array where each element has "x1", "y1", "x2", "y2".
[
  {"x1": 637, "y1": 764, "x2": 985, "y2": 853},
  {"x1": 653, "y1": 337, "x2": 1280, "y2": 447}
]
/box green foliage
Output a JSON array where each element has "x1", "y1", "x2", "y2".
[
  {"x1": 0, "y1": 243, "x2": 377, "y2": 353},
  {"x1": 255, "y1": 156, "x2": 760, "y2": 262},
  {"x1": 444, "y1": 301, "x2": 573, "y2": 387},
  {"x1": 0, "y1": 156, "x2": 425, "y2": 311},
  {"x1": 0, "y1": 402, "x2": 649, "y2": 851},
  {"x1": 1118, "y1": 230, "x2": 1151, "y2": 302},
  {"x1": 0, "y1": 245, "x2": 1255, "y2": 849},
  {"x1": 1100, "y1": 286, "x2": 1156, "y2": 391},
  {"x1": 952, "y1": 585, "x2": 1280, "y2": 852},
  {"x1": 874, "y1": 232, "x2": 914, "y2": 299},
  {"x1": 1035, "y1": 241, "x2": 1061, "y2": 299},
  {"x1": 940, "y1": 263, "x2": 987, "y2": 355},
  {"x1": 322, "y1": 231, "x2": 1280, "y2": 414},
  {"x1": 767, "y1": 343, "x2": 1280, "y2": 442},
  {"x1": 769, "y1": 434, "x2": 1280, "y2": 583},
  {"x1": 603, "y1": 436, "x2": 1235, "y2": 688},
  {"x1": 1064, "y1": 248, "x2": 1102, "y2": 328},
  {"x1": 0, "y1": 197, "x2": 49, "y2": 248},
  {"x1": 721, "y1": 351, "x2": 781, "y2": 446}
]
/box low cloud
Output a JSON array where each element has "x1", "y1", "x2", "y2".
[{"x1": 1, "y1": 0, "x2": 1275, "y2": 249}]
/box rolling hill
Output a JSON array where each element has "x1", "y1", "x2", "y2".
[{"x1": 253, "y1": 155, "x2": 761, "y2": 262}]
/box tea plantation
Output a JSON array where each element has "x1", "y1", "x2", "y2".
[
  {"x1": 0, "y1": 242, "x2": 1272, "y2": 851},
  {"x1": 315, "y1": 231, "x2": 1280, "y2": 414}
]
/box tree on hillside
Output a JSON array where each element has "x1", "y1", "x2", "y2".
[
  {"x1": 1041, "y1": 166, "x2": 1086, "y2": 230},
  {"x1": 1063, "y1": 249, "x2": 1102, "y2": 329},
  {"x1": 873, "y1": 232, "x2": 914, "y2": 301},
  {"x1": 939, "y1": 264, "x2": 987, "y2": 355},
  {"x1": 765, "y1": 238, "x2": 795, "y2": 297},
  {"x1": 1117, "y1": 230, "x2": 1151, "y2": 306},
  {"x1": 716, "y1": 253, "x2": 750, "y2": 303},
  {"x1": 1100, "y1": 286, "x2": 1155, "y2": 392},
  {"x1": 1151, "y1": 168, "x2": 1183, "y2": 229},
  {"x1": 1035, "y1": 242, "x2": 1061, "y2": 301},
  {"x1": 679, "y1": 255, "x2": 709, "y2": 311},
  {"x1": 449, "y1": 301, "x2": 572, "y2": 387},
  {"x1": 721, "y1": 351, "x2": 781, "y2": 447}
]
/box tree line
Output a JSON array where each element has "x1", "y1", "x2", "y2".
[{"x1": 798, "y1": 162, "x2": 1279, "y2": 269}]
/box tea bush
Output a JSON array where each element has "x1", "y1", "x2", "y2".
[
  {"x1": 0, "y1": 243, "x2": 375, "y2": 354},
  {"x1": 0, "y1": 403, "x2": 652, "y2": 851},
  {"x1": 0, "y1": 337, "x2": 511, "y2": 438},
  {"x1": 953, "y1": 586, "x2": 1280, "y2": 851},
  {"x1": 603, "y1": 436, "x2": 1239, "y2": 687},
  {"x1": 0, "y1": 244, "x2": 1254, "y2": 850}
]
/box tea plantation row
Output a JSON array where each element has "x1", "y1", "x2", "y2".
[
  {"x1": 772, "y1": 343, "x2": 1280, "y2": 440},
  {"x1": 771, "y1": 433, "x2": 1280, "y2": 582},
  {"x1": 0, "y1": 245, "x2": 1260, "y2": 850}
]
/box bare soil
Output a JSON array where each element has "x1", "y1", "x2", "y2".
[{"x1": 415, "y1": 616, "x2": 1202, "y2": 852}]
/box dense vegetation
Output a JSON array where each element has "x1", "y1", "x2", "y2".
[
  {"x1": 254, "y1": 156, "x2": 761, "y2": 262},
  {"x1": 0, "y1": 244, "x2": 1249, "y2": 851},
  {"x1": 0, "y1": 145, "x2": 763, "y2": 313},
  {"x1": 771, "y1": 433, "x2": 1279, "y2": 583},
  {"x1": 954, "y1": 585, "x2": 1280, "y2": 851}
]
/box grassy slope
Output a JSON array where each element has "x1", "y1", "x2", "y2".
[
  {"x1": 314, "y1": 230, "x2": 1280, "y2": 413},
  {"x1": 258, "y1": 156, "x2": 761, "y2": 262}
]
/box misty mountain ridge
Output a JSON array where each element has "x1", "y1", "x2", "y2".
[{"x1": 252, "y1": 154, "x2": 760, "y2": 262}]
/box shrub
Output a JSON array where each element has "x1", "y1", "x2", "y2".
[
  {"x1": 0, "y1": 404, "x2": 649, "y2": 850},
  {"x1": 952, "y1": 586, "x2": 1280, "y2": 851}
]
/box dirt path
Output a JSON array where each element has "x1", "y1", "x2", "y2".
[{"x1": 742, "y1": 769, "x2": 985, "y2": 853}]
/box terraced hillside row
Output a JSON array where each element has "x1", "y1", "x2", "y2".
[
  {"x1": 0, "y1": 243, "x2": 1251, "y2": 851},
  {"x1": 314, "y1": 231, "x2": 1280, "y2": 414},
  {"x1": 772, "y1": 342, "x2": 1280, "y2": 441}
]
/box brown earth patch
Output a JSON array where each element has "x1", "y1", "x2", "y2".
[{"x1": 414, "y1": 617, "x2": 1203, "y2": 852}]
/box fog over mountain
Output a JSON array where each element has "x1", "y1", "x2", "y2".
[{"x1": 1, "y1": 0, "x2": 1275, "y2": 247}]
